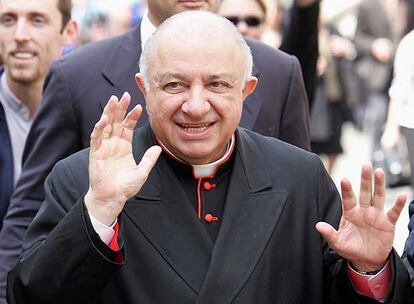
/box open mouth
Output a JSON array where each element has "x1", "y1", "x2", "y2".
[{"x1": 11, "y1": 51, "x2": 36, "y2": 60}]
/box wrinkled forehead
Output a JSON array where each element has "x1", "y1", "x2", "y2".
[{"x1": 153, "y1": 33, "x2": 246, "y2": 77}]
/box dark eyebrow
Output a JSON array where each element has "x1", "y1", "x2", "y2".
[
  {"x1": 28, "y1": 12, "x2": 50, "y2": 20},
  {"x1": 0, "y1": 11, "x2": 15, "y2": 18}
]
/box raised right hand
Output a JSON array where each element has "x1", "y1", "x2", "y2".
[{"x1": 85, "y1": 92, "x2": 161, "y2": 225}]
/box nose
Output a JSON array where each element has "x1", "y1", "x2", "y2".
[
  {"x1": 14, "y1": 19, "x2": 30, "y2": 42},
  {"x1": 181, "y1": 86, "x2": 211, "y2": 117},
  {"x1": 236, "y1": 21, "x2": 248, "y2": 35}
]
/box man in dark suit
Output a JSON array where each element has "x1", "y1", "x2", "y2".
[
  {"x1": 0, "y1": 0, "x2": 77, "y2": 229},
  {"x1": 7, "y1": 12, "x2": 412, "y2": 303},
  {"x1": 0, "y1": 0, "x2": 317, "y2": 299}
]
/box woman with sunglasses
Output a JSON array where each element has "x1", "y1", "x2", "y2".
[
  {"x1": 218, "y1": 0, "x2": 320, "y2": 109},
  {"x1": 218, "y1": 0, "x2": 267, "y2": 40}
]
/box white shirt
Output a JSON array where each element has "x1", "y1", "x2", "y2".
[
  {"x1": 140, "y1": 13, "x2": 157, "y2": 51},
  {"x1": 388, "y1": 30, "x2": 414, "y2": 129},
  {"x1": 0, "y1": 73, "x2": 31, "y2": 185}
]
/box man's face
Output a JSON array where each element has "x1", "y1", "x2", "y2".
[
  {"x1": 137, "y1": 37, "x2": 256, "y2": 165},
  {"x1": 147, "y1": 0, "x2": 222, "y2": 26},
  {"x1": 0, "y1": 0, "x2": 67, "y2": 84}
]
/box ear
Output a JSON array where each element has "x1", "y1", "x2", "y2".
[
  {"x1": 61, "y1": 20, "x2": 78, "y2": 45},
  {"x1": 135, "y1": 73, "x2": 147, "y2": 97},
  {"x1": 242, "y1": 76, "x2": 258, "y2": 99}
]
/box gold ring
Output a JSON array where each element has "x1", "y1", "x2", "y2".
[{"x1": 103, "y1": 132, "x2": 110, "y2": 139}]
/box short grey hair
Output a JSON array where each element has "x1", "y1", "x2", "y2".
[{"x1": 139, "y1": 11, "x2": 253, "y2": 90}]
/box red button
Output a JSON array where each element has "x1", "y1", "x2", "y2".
[
  {"x1": 204, "y1": 214, "x2": 219, "y2": 223},
  {"x1": 203, "y1": 182, "x2": 216, "y2": 190}
]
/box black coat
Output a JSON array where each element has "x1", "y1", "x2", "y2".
[
  {"x1": 0, "y1": 22, "x2": 311, "y2": 299},
  {"x1": 7, "y1": 127, "x2": 412, "y2": 303}
]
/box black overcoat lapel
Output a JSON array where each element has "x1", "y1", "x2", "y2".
[
  {"x1": 196, "y1": 129, "x2": 288, "y2": 303},
  {"x1": 123, "y1": 127, "x2": 288, "y2": 302},
  {"x1": 100, "y1": 25, "x2": 147, "y2": 123},
  {"x1": 123, "y1": 127, "x2": 213, "y2": 294}
]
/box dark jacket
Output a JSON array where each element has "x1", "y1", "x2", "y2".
[
  {"x1": 0, "y1": 22, "x2": 312, "y2": 300},
  {"x1": 8, "y1": 126, "x2": 411, "y2": 303}
]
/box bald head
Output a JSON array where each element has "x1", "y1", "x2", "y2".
[{"x1": 139, "y1": 11, "x2": 253, "y2": 90}]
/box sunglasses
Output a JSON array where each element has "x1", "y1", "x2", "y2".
[{"x1": 225, "y1": 16, "x2": 263, "y2": 27}]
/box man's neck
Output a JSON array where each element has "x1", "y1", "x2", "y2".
[{"x1": 6, "y1": 76, "x2": 43, "y2": 119}]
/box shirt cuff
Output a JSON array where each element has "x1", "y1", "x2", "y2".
[
  {"x1": 89, "y1": 213, "x2": 117, "y2": 245},
  {"x1": 347, "y1": 261, "x2": 391, "y2": 303}
]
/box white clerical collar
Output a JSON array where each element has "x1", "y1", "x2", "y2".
[
  {"x1": 157, "y1": 134, "x2": 236, "y2": 179},
  {"x1": 140, "y1": 13, "x2": 157, "y2": 51}
]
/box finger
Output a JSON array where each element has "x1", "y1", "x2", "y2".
[
  {"x1": 372, "y1": 168, "x2": 385, "y2": 210},
  {"x1": 315, "y1": 222, "x2": 339, "y2": 249},
  {"x1": 101, "y1": 95, "x2": 118, "y2": 134},
  {"x1": 359, "y1": 163, "x2": 373, "y2": 208},
  {"x1": 121, "y1": 105, "x2": 143, "y2": 142},
  {"x1": 112, "y1": 92, "x2": 131, "y2": 137},
  {"x1": 134, "y1": 146, "x2": 162, "y2": 184},
  {"x1": 340, "y1": 178, "x2": 357, "y2": 212},
  {"x1": 90, "y1": 114, "x2": 109, "y2": 153},
  {"x1": 387, "y1": 194, "x2": 407, "y2": 225}
]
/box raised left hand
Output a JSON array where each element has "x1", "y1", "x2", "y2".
[{"x1": 316, "y1": 164, "x2": 406, "y2": 272}]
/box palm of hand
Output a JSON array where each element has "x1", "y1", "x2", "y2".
[
  {"x1": 89, "y1": 136, "x2": 140, "y2": 205},
  {"x1": 316, "y1": 164, "x2": 406, "y2": 271},
  {"x1": 334, "y1": 205, "x2": 395, "y2": 269}
]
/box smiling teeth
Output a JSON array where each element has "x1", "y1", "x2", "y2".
[
  {"x1": 180, "y1": 123, "x2": 210, "y2": 133},
  {"x1": 14, "y1": 53, "x2": 34, "y2": 59}
]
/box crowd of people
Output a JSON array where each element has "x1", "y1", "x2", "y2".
[{"x1": 1, "y1": 0, "x2": 414, "y2": 303}]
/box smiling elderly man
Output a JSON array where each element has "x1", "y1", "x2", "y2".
[{"x1": 8, "y1": 12, "x2": 412, "y2": 304}]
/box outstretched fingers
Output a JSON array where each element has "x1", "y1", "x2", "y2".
[
  {"x1": 90, "y1": 114, "x2": 110, "y2": 153},
  {"x1": 315, "y1": 222, "x2": 339, "y2": 249},
  {"x1": 135, "y1": 146, "x2": 162, "y2": 185},
  {"x1": 101, "y1": 95, "x2": 118, "y2": 135},
  {"x1": 112, "y1": 92, "x2": 131, "y2": 137},
  {"x1": 359, "y1": 163, "x2": 373, "y2": 208},
  {"x1": 90, "y1": 95, "x2": 118, "y2": 152},
  {"x1": 372, "y1": 168, "x2": 385, "y2": 210},
  {"x1": 387, "y1": 194, "x2": 407, "y2": 225},
  {"x1": 121, "y1": 104, "x2": 143, "y2": 142},
  {"x1": 340, "y1": 178, "x2": 357, "y2": 212}
]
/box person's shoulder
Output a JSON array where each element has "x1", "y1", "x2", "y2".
[
  {"x1": 52, "y1": 148, "x2": 90, "y2": 178},
  {"x1": 245, "y1": 38, "x2": 297, "y2": 77},
  {"x1": 54, "y1": 26, "x2": 139, "y2": 71},
  {"x1": 239, "y1": 128, "x2": 317, "y2": 163},
  {"x1": 45, "y1": 148, "x2": 90, "y2": 195},
  {"x1": 245, "y1": 38, "x2": 292, "y2": 62}
]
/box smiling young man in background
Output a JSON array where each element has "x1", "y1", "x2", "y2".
[{"x1": 0, "y1": 0, "x2": 77, "y2": 230}]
